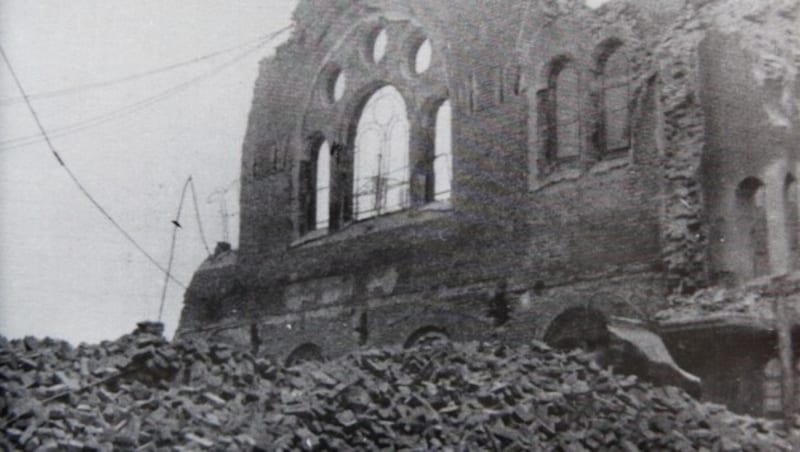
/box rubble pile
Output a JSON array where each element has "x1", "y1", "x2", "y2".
[
  {"x1": 1, "y1": 324, "x2": 791, "y2": 451},
  {"x1": 658, "y1": 272, "x2": 800, "y2": 324}
]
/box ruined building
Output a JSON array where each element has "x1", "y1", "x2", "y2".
[{"x1": 177, "y1": 0, "x2": 800, "y2": 418}]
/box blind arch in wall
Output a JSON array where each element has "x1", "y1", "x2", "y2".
[
  {"x1": 736, "y1": 177, "x2": 769, "y2": 278},
  {"x1": 599, "y1": 44, "x2": 631, "y2": 154},
  {"x1": 555, "y1": 64, "x2": 581, "y2": 159},
  {"x1": 544, "y1": 57, "x2": 581, "y2": 161}
]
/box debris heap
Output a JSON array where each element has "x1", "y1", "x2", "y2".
[{"x1": 0, "y1": 324, "x2": 791, "y2": 450}]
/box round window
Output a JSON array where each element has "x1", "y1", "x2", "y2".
[
  {"x1": 326, "y1": 68, "x2": 346, "y2": 103},
  {"x1": 371, "y1": 28, "x2": 388, "y2": 63},
  {"x1": 413, "y1": 38, "x2": 432, "y2": 74}
]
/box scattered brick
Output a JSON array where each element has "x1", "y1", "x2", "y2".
[{"x1": 0, "y1": 324, "x2": 792, "y2": 450}]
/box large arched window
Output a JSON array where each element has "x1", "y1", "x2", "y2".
[
  {"x1": 736, "y1": 177, "x2": 769, "y2": 278},
  {"x1": 433, "y1": 100, "x2": 452, "y2": 201},
  {"x1": 544, "y1": 57, "x2": 581, "y2": 161},
  {"x1": 353, "y1": 85, "x2": 410, "y2": 220},
  {"x1": 598, "y1": 42, "x2": 631, "y2": 155}
]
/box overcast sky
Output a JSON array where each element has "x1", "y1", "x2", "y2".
[
  {"x1": 0, "y1": 0, "x2": 611, "y2": 345},
  {"x1": 0, "y1": 0, "x2": 297, "y2": 343}
]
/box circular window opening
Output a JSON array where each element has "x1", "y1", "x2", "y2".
[
  {"x1": 369, "y1": 27, "x2": 388, "y2": 64},
  {"x1": 413, "y1": 38, "x2": 432, "y2": 74},
  {"x1": 326, "y1": 68, "x2": 346, "y2": 103}
]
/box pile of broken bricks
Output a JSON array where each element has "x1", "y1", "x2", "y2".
[{"x1": 0, "y1": 322, "x2": 792, "y2": 450}]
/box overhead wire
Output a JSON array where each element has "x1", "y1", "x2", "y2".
[
  {"x1": 158, "y1": 175, "x2": 214, "y2": 322},
  {"x1": 0, "y1": 28, "x2": 290, "y2": 107},
  {"x1": 0, "y1": 25, "x2": 293, "y2": 152},
  {"x1": 189, "y1": 178, "x2": 213, "y2": 257},
  {"x1": 0, "y1": 43, "x2": 188, "y2": 289}
]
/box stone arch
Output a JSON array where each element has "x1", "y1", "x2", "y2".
[
  {"x1": 285, "y1": 342, "x2": 324, "y2": 367},
  {"x1": 542, "y1": 307, "x2": 610, "y2": 350},
  {"x1": 404, "y1": 325, "x2": 449, "y2": 348}
]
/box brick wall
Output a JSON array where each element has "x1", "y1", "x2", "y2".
[{"x1": 177, "y1": 0, "x2": 799, "y2": 370}]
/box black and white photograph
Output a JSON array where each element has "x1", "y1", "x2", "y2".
[{"x1": 1, "y1": 0, "x2": 798, "y2": 449}]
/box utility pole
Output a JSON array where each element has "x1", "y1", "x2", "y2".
[{"x1": 207, "y1": 181, "x2": 237, "y2": 244}]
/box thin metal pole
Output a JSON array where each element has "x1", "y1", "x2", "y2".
[{"x1": 158, "y1": 176, "x2": 192, "y2": 321}]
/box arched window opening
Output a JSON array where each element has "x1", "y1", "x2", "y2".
[
  {"x1": 599, "y1": 44, "x2": 631, "y2": 154},
  {"x1": 333, "y1": 71, "x2": 347, "y2": 102},
  {"x1": 353, "y1": 85, "x2": 410, "y2": 220},
  {"x1": 315, "y1": 141, "x2": 331, "y2": 230},
  {"x1": 433, "y1": 100, "x2": 452, "y2": 201},
  {"x1": 545, "y1": 58, "x2": 581, "y2": 161},
  {"x1": 785, "y1": 174, "x2": 798, "y2": 269},
  {"x1": 736, "y1": 177, "x2": 769, "y2": 278}
]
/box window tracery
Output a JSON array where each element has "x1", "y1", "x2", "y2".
[{"x1": 353, "y1": 85, "x2": 410, "y2": 220}]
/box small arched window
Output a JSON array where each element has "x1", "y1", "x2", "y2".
[
  {"x1": 544, "y1": 57, "x2": 581, "y2": 161},
  {"x1": 433, "y1": 100, "x2": 452, "y2": 201},
  {"x1": 598, "y1": 42, "x2": 631, "y2": 154},
  {"x1": 300, "y1": 139, "x2": 332, "y2": 233},
  {"x1": 314, "y1": 141, "x2": 331, "y2": 230},
  {"x1": 353, "y1": 85, "x2": 410, "y2": 220},
  {"x1": 736, "y1": 177, "x2": 769, "y2": 278}
]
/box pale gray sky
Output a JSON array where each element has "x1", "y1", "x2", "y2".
[
  {"x1": 0, "y1": 0, "x2": 297, "y2": 343},
  {"x1": 0, "y1": 0, "x2": 610, "y2": 344}
]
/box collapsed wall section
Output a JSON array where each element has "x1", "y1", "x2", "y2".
[{"x1": 656, "y1": 0, "x2": 800, "y2": 293}]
